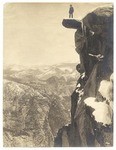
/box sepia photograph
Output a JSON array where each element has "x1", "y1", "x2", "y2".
[{"x1": 3, "y1": 2, "x2": 113, "y2": 147}]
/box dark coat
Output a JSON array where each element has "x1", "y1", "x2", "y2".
[{"x1": 69, "y1": 6, "x2": 74, "y2": 14}]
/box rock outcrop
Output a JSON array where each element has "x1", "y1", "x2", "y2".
[{"x1": 54, "y1": 6, "x2": 113, "y2": 147}]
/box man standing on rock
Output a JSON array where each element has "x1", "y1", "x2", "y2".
[{"x1": 69, "y1": 5, "x2": 74, "y2": 18}]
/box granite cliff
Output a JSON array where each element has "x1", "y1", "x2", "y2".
[{"x1": 54, "y1": 6, "x2": 113, "y2": 147}]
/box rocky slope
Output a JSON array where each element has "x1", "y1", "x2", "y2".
[
  {"x1": 55, "y1": 6, "x2": 113, "y2": 147},
  {"x1": 3, "y1": 63, "x2": 79, "y2": 147}
]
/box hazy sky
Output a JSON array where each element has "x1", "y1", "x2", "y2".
[{"x1": 4, "y1": 3, "x2": 112, "y2": 66}]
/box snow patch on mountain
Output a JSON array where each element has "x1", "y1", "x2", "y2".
[
  {"x1": 84, "y1": 97, "x2": 112, "y2": 126},
  {"x1": 98, "y1": 74, "x2": 113, "y2": 101},
  {"x1": 98, "y1": 81, "x2": 112, "y2": 101}
]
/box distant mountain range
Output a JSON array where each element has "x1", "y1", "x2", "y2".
[{"x1": 3, "y1": 63, "x2": 79, "y2": 147}]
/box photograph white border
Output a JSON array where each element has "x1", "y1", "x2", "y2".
[{"x1": 0, "y1": 0, "x2": 115, "y2": 149}]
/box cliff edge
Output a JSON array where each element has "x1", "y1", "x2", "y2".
[{"x1": 54, "y1": 6, "x2": 113, "y2": 147}]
